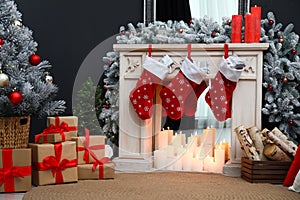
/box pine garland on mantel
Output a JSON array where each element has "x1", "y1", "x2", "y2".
[{"x1": 99, "y1": 12, "x2": 300, "y2": 145}]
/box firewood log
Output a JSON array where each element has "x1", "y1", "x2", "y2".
[
  {"x1": 272, "y1": 127, "x2": 298, "y2": 152},
  {"x1": 247, "y1": 126, "x2": 268, "y2": 161},
  {"x1": 235, "y1": 125, "x2": 260, "y2": 160},
  {"x1": 262, "y1": 128, "x2": 296, "y2": 157},
  {"x1": 263, "y1": 143, "x2": 292, "y2": 161}
]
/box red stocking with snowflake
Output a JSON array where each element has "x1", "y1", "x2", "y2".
[
  {"x1": 205, "y1": 56, "x2": 245, "y2": 121},
  {"x1": 160, "y1": 57, "x2": 208, "y2": 120},
  {"x1": 129, "y1": 56, "x2": 171, "y2": 120}
]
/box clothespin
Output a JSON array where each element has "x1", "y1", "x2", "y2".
[
  {"x1": 224, "y1": 43, "x2": 229, "y2": 59},
  {"x1": 148, "y1": 44, "x2": 152, "y2": 57}
]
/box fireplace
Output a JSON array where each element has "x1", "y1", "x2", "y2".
[{"x1": 113, "y1": 43, "x2": 269, "y2": 176}]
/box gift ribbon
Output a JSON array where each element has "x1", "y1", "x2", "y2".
[
  {"x1": 91, "y1": 157, "x2": 113, "y2": 179},
  {"x1": 33, "y1": 143, "x2": 77, "y2": 184},
  {"x1": 76, "y1": 128, "x2": 105, "y2": 164},
  {"x1": 35, "y1": 116, "x2": 78, "y2": 143},
  {"x1": 0, "y1": 149, "x2": 31, "y2": 192}
]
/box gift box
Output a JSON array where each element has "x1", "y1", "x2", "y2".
[
  {"x1": 78, "y1": 157, "x2": 115, "y2": 180},
  {"x1": 0, "y1": 148, "x2": 31, "y2": 192},
  {"x1": 35, "y1": 116, "x2": 78, "y2": 144},
  {"x1": 30, "y1": 141, "x2": 78, "y2": 186},
  {"x1": 72, "y1": 128, "x2": 106, "y2": 164}
]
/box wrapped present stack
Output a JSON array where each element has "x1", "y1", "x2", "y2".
[
  {"x1": 72, "y1": 128, "x2": 114, "y2": 180},
  {"x1": 30, "y1": 116, "x2": 79, "y2": 186},
  {"x1": 30, "y1": 116, "x2": 115, "y2": 187},
  {"x1": 235, "y1": 125, "x2": 298, "y2": 184},
  {"x1": 0, "y1": 117, "x2": 32, "y2": 193}
]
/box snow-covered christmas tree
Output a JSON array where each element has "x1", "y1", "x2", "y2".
[{"x1": 0, "y1": 0, "x2": 65, "y2": 117}]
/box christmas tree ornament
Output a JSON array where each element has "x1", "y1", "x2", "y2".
[
  {"x1": 0, "y1": 71, "x2": 9, "y2": 87},
  {"x1": 160, "y1": 57, "x2": 208, "y2": 120},
  {"x1": 268, "y1": 20, "x2": 274, "y2": 25},
  {"x1": 205, "y1": 56, "x2": 245, "y2": 121},
  {"x1": 268, "y1": 85, "x2": 273, "y2": 91},
  {"x1": 45, "y1": 74, "x2": 53, "y2": 83},
  {"x1": 279, "y1": 36, "x2": 284, "y2": 43},
  {"x1": 109, "y1": 61, "x2": 113, "y2": 65},
  {"x1": 120, "y1": 26, "x2": 125, "y2": 35},
  {"x1": 8, "y1": 91, "x2": 23, "y2": 105},
  {"x1": 283, "y1": 77, "x2": 288, "y2": 83},
  {"x1": 227, "y1": 19, "x2": 232, "y2": 25},
  {"x1": 289, "y1": 120, "x2": 294, "y2": 126},
  {"x1": 179, "y1": 29, "x2": 184, "y2": 33},
  {"x1": 129, "y1": 56, "x2": 170, "y2": 120},
  {"x1": 292, "y1": 49, "x2": 297, "y2": 55},
  {"x1": 29, "y1": 54, "x2": 41, "y2": 66},
  {"x1": 104, "y1": 104, "x2": 110, "y2": 109},
  {"x1": 13, "y1": 19, "x2": 22, "y2": 27},
  {"x1": 0, "y1": 37, "x2": 4, "y2": 46},
  {"x1": 211, "y1": 31, "x2": 216, "y2": 38}
]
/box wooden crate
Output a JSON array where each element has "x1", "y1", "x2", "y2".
[{"x1": 241, "y1": 157, "x2": 292, "y2": 184}]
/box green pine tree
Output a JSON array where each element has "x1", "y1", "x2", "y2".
[{"x1": 73, "y1": 77, "x2": 103, "y2": 135}]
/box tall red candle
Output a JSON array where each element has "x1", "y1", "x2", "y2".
[
  {"x1": 251, "y1": 5, "x2": 261, "y2": 42},
  {"x1": 244, "y1": 13, "x2": 256, "y2": 43},
  {"x1": 231, "y1": 15, "x2": 242, "y2": 43}
]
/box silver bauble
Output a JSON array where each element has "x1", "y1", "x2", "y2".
[
  {"x1": 45, "y1": 75, "x2": 53, "y2": 83},
  {"x1": 0, "y1": 73, "x2": 9, "y2": 87}
]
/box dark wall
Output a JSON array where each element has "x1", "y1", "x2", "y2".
[{"x1": 15, "y1": 0, "x2": 143, "y2": 138}]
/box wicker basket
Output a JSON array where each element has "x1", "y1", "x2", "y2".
[{"x1": 0, "y1": 116, "x2": 30, "y2": 148}]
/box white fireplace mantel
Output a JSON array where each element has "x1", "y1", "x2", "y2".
[{"x1": 113, "y1": 43, "x2": 269, "y2": 175}]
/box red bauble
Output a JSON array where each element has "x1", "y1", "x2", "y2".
[
  {"x1": 120, "y1": 30, "x2": 125, "y2": 35},
  {"x1": 279, "y1": 37, "x2": 284, "y2": 43},
  {"x1": 179, "y1": 29, "x2": 184, "y2": 33},
  {"x1": 292, "y1": 49, "x2": 297, "y2": 55},
  {"x1": 0, "y1": 38, "x2": 4, "y2": 46},
  {"x1": 104, "y1": 104, "x2": 110, "y2": 109},
  {"x1": 289, "y1": 120, "x2": 294, "y2": 126},
  {"x1": 283, "y1": 77, "x2": 288, "y2": 83},
  {"x1": 109, "y1": 61, "x2": 113, "y2": 65},
  {"x1": 8, "y1": 91, "x2": 22, "y2": 105},
  {"x1": 268, "y1": 85, "x2": 273, "y2": 91},
  {"x1": 268, "y1": 20, "x2": 274, "y2": 25},
  {"x1": 211, "y1": 32, "x2": 216, "y2": 37},
  {"x1": 29, "y1": 54, "x2": 41, "y2": 66}
]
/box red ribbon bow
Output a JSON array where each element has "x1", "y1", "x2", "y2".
[
  {"x1": 77, "y1": 128, "x2": 105, "y2": 164},
  {"x1": 0, "y1": 149, "x2": 31, "y2": 192},
  {"x1": 33, "y1": 143, "x2": 77, "y2": 184},
  {"x1": 35, "y1": 116, "x2": 77, "y2": 143},
  {"x1": 92, "y1": 157, "x2": 113, "y2": 179}
]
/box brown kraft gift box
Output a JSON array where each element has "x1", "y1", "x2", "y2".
[
  {"x1": 0, "y1": 148, "x2": 31, "y2": 192},
  {"x1": 47, "y1": 116, "x2": 78, "y2": 136},
  {"x1": 30, "y1": 141, "x2": 78, "y2": 186},
  {"x1": 72, "y1": 135, "x2": 106, "y2": 164},
  {"x1": 35, "y1": 131, "x2": 77, "y2": 144},
  {"x1": 78, "y1": 159, "x2": 115, "y2": 180}
]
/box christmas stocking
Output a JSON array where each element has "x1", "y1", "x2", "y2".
[
  {"x1": 160, "y1": 57, "x2": 208, "y2": 120},
  {"x1": 129, "y1": 55, "x2": 172, "y2": 120},
  {"x1": 205, "y1": 56, "x2": 245, "y2": 121}
]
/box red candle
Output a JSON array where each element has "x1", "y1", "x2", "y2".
[
  {"x1": 231, "y1": 15, "x2": 242, "y2": 43},
  {"x1": 244, "y1": 13, "x2": 256, "y2": 43},
  {"x1": 251, "y1": 5, "x2": 261, "y2": 43}
]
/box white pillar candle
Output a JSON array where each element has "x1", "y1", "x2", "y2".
[
  {"x1": 182, "y1": 151, "x2": 193, "y2": 171},
  {"x1": 158, "y1": 131, "x2": 168, "y2": 150},
  {"x1": 166, "y1": 156, "x2": 174, "y2": 171},
  {"x1": 171, "y1": 133, "x2": 182, "y2": 147},
  {"x1": 154, "y1": 150, "x2": 167, "y2": 170},
  {"x1": 165, "y1": 145, "x2": 175, "y2": 157},
  {"x1": 214, "y1": 147, "x2": 225, "y2": 174},
  {"x1": 180, "y1": 131, "x2": 186, "y2": 147},
  {"x1": 203, "y1": 156, "x2": 214, "y2": 172},
  {"x1": 202, "y1": 128, "x2": 216, "y2": 157},
  {"x1": 166, "y1": 127, "x2": 174, "y2": 145},
  {"x1": 176, "y1": 146, "x2": 186, "y2": 157},
  {"x1": 192, "y1": 158, "x2": 204, "y2": 172},
  {"x1": 172, "y1": 156, "x2": 183, "y2": 171},
  {"x1": 215, "y1": 139, "x2": 230, "y2": 161}
]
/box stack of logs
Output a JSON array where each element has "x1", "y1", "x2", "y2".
[{"x1": 235, "y1": 126, "x2": 298, "y2": 161}]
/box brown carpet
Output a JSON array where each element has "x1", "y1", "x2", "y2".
[{"x1": 23, "y1": 172, "x2": 300, "y2": 200}]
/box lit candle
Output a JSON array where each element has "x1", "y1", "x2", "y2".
[
  {"x1": 251, "y1": 5, "x2": 261, "y2": 42},
  {"x1": 171, "y1": 132, "x2": 182, "y2": 147},
  {"x1": 214, "y1": 146, "x2": 225, "y2": 174},
  {"x1": 166, "y1": 127, "x2": 174, "y2": 145},
  {"x1": 215, "y1": 139, "x2": 230, "y2": 161},
  {"x1": 165, "y1": 145, "x2": 175, "y2": 157},
  {"x1": 158, "y1": 130, "x2": 168, "y2": 150},
  {"x1": 244, "y1": 13, "x2": 256, "y2": 43},
  {"x1": 172, "y1": 156, "x2": 183, "y2": 171},
  {"x1": 231, "y1": 15, "x2": 242, "y2": 43}
]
